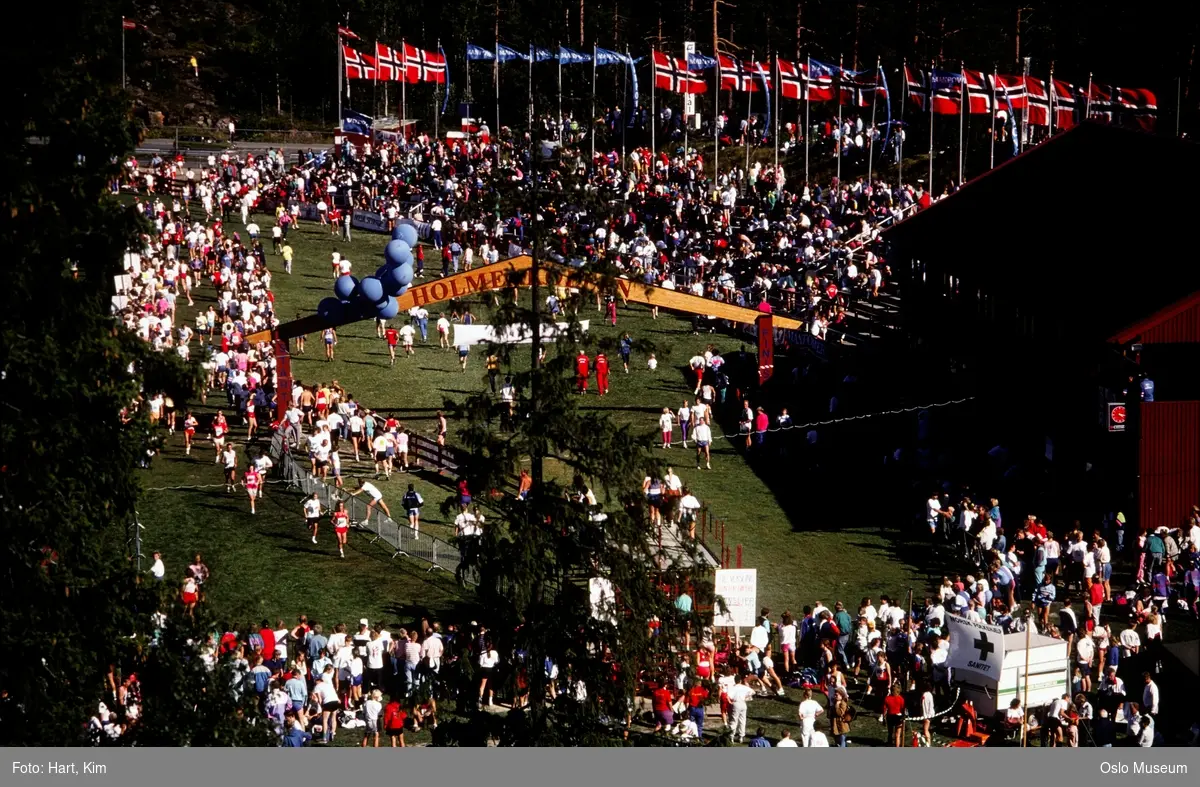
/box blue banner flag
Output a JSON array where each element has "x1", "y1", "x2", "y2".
[
  {"x1": 496, "y1": 44, "x2": 528, "y2": 62},
  {"x1": 629, "y1": 54, "x2": 639, "y2": 126},
  {"x1": 930, "y1": 68, "x2": 963, "y2": 90},
  {"x1": 687, "y1": 52, "x2": 718, "y2": 71},
  {"x1": 594, "y1": 47, "x2": 629, "y2": 66},
  {"x1": 341, "y1": 108, "x2": 373, "y2": 135},
  {"x1": 440, "y1": 44, "x2": 451, "y2": 114},
  {"x1": 756, "y1": 61, "x2": 771, "y2": 139},
  {"x1": 558, "y1": 46, "x2": 591, "y2": 64},
  {"x1": 466, "y1": 43, "x2": 495, "y2": 61},
  {"x1": 1005, "y1": 88, "x2": 1019, "y2": 157},
  {"x1": 530, "y1": 47, "x2": 555, "y2": 62}
]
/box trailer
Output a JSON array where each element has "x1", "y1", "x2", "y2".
[{"x1": 958, "y1": 631, "x2": 1070, "y2": 718}]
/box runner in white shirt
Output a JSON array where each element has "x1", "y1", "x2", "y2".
[
  {"x1": 437, "y1": 315, "x2": 451, "y2": 349},
  {"x1": 693, "y1": 421, "x2": 712, "y2": 470},
  {"x1": 303, "y1": 493, "x2": 322, "y2": 544},
  {"x1": 399, "y1": 324, "x2": 416, "y2": 355},
  {"x1": 347, "y1": 479, "x2": 391, "y2": 520}
]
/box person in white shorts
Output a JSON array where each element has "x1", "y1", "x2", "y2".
[
  {"x1": 303, "y1": 493, "x2": 322, "y2": 544},
  {"x1": 347, "y1": 478, "x2": 390, "y2": 521},
  {"x1": 693, "y1": 421, "x2": 712, "y2": 470}
]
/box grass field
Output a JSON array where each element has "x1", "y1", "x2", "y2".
[{"x1": 132, "y1": 210, "x2": 958, "y2": 746}]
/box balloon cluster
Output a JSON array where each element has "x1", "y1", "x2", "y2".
[{"x1": 317, "y1": 222, "x2": 419, "y2": 325}]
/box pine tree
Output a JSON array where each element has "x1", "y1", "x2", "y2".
[
  {"x1": 436, "y1": 166, "x2": 715, "y2": 746},
  {"x1": 0, "y1": 0, "x2": 271, "y2": 746}
]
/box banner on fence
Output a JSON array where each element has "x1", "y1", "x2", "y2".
[
  {"x1": 713, "y1": 568, "x2": 757, "y2": 628},
  {"x1": 351, "y1": 209, "x2": 389, "y2": 233}
]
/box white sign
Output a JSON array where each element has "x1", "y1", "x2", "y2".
[
  {"x1": 452, "y1": 320, "x2": 589, "y2": 346},
  {"x1": 947, "y1": 613, "x2": 1004, "y2": 681},
  {"x1": 682, "y1": 42, "x2": 697, "y2": 121},
  {"x1": 713, "y1": 568, "x2": 757, "y2": 628},
  {"x1": 351, "y1": 209, "x2": 388, "y2": 234},
  {"x1": 588, "y1": 577, "x2": 617, "y2": 625}
]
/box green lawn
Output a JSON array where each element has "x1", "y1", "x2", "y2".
[{"x1": 134, "y1": 209, "x2": 938, "y2": 746}]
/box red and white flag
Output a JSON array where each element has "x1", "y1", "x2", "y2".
[
  {"x1": 718, "y1": 55, "x2": 767, "y2": 92},
  {"x1": 1116, "y1": 87, "x2": 1157, "y2": 131},
  {"x1": 963, "y1": 70, "x2": 991, "y2": 114},
  {"x1": 1052, "y1": 79, "x2": 1077, "y2": 129},
  {"x1": 404, "y1": 44, "x2": 447, "y2": 84},
  {"x1": 777, "y1": 58, "x2": 803, "y2": 100},
  {"x1": 1085, "y1": 83, "x2": 1115, "y2": 123},
  {"x1": 343, "y1": 46, "x2": 376, "y2": 80},
  {"x1": 653, "y1": 51, "x2": 706, "y2": 94},
  {"x1": 904, "y1": 65, "x2": 928, "y2": 110},
  {"x1": 338, "y1": 26, "x2": 360, "y2": 40},
  {"x1": 1025, "y1": 77, "x2": 1050, "y2": 125},
  {"x1": 993, "y1": 75, "x2": 1027, "y2": 110},
  {"x1": 122, "y1": 18, "x2": 139, "y2": 30},
  {"x1": 374, "y1": 43, "x2": 401, "y2": 82}
]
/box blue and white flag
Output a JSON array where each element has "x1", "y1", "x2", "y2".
[
  {"x1": 929, "y1": 68, "x2": 963, "y2": 91},
  {"x1": 687, "y1": 52, "x2": 718, "y2": 71},
  {"x1": 341, "y1": 108, "x2": 373, "y2": 136},
  {"x1": 558, "y1": 46, "x2": 591, "y2": 64},
  {"x1": 530, "y1": 46, "x2": 555, "y2": 62},
  {"x1": 756, "y1": 61, "x2": 771, "y2": 138},
  {"x1": 440, "y1": 44, "x2": 451, "y2": 114},
  {"x1": 496, "y1": 44, "x2": 528, "y2": 63},
  {"x1": 466, "y1": 43, "x2": 495, "y2": 61},
  {"x1": 629, "y1": 54, "x2": 639, "y2": 126},
  {"x1": 594, "y1": 47, "x2": 629, "y2": 66},
  {"x1": 1004, "y1": 88, "x2": 1019, "y2": 157}
]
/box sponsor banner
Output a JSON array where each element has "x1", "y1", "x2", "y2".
[
  {"x1": 350, "y1": 209, "x2": 388, "y2": 234},
  {"x1": 451, "y1": 320, "x2": 589, "y2": 346}
]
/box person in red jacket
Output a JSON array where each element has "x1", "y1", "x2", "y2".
[
  {"x1": 575, "y1": 351, "x2": 590, "y2": 393},
  {"x1": 595, "y1": 352, "x2": 610, "y2": 396}
]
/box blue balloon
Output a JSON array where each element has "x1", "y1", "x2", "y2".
[
  {"x1": 333, "y1": 274, "x2": 358, "y2": 301},
  {"x1": 375, "y1": 264, "x2": 395, "y2": 281},
  {"x1": 317, "y1": 297, "x2": 345, "y2": 323},
  {"x1": 394, "y1": 222, "x2": 419, "y2": 248},
  {"x1": 397, "y1": 284, "x2": 409, "y2": 296},
  {"x1": 375, "y1": 296, "x2": 400, "y2": 320},
  {"x1": 381, "y1": 263, "x2": 413, "y2": 295},
  {"x1": 385, "y1": 239, "x2": 412, "y2": 267},
  {"x1": 358, "y1": 276, "x2": 386, "y2": 304}
]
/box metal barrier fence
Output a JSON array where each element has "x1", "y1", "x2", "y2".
[{"x1": 268, "y1": 431, "x2": 469, "y2": 580}]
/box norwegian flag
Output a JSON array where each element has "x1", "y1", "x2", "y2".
[
  {"x1": 963, "y1": 70, "x2": 991, "y2": 113},
  {"x1": 838, "y1": 68, "x2": 881, "y2": 107},
  {"x1": 374, "y1": 43, "x2": 401, "y2": 82},
  {"x1": 905, "y1": 65, "x2": 928, "y2": 110},
  {"x1": 1025, "y1": 77, "x2": 1050, "y2": 125},
  {"x1": 343, "y1": 46, "x2": 376, "y2": 80},
  {"x1": 719, "y1": 55, "x2": 754, "y2": 91},
  {"x1": 337, "y1": 26, "x2": 360, "y2": 40},
  {"x1": 1116, "y1": 87, "x2": 1157, "y2": 131},
  {"x1": 1086, "y1": 82, "x2": 1115, "y2": 123},
  {"x1": 807, "y1": 60, "x2": 836, "y2": 101},
  {"x1": 1052, "y1": 79, "x2": 1078, "y2": 129},
  {"x1": 777, "y1": 58, "x2": 803, "y2": 100},
  {"x1": 653, "y1": 50, "x2": 706, "y2": 94},
  {"x1": 403, "y1": 44, "x2": 447, "y2": 83},
  {"x1": 993, "y1": 75, "x2": 1027, "y2": 110}
]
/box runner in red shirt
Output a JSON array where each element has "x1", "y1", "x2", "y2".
[
  {"x1": 595, "y1": 352, "x2": 610, "y2": 396},
  {"x1": 244, "y1": 467, "x2": 261, "y2": 515},
  {"x1": 331, "y1": 501, "x2": 351, "y2": 558},
  {"x1": 211, "y1": 411, "x2": 228, "y2": 462},
  {"x1": 385, "y1": 327, "x2": 399, "y2": 367},
  {"x1": 315, "y1": 387, "x2": 328, "y2": 418},
  {"x1": 652, "y1": 683, "x2": 675, "y2": 732},
  {"x1": 575, "y1": 351, "x2": 590, "y2": 393}
]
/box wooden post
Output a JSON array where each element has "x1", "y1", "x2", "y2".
[{"x1": 736, "y1": 544, "x2": 742, "y2": 568}]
